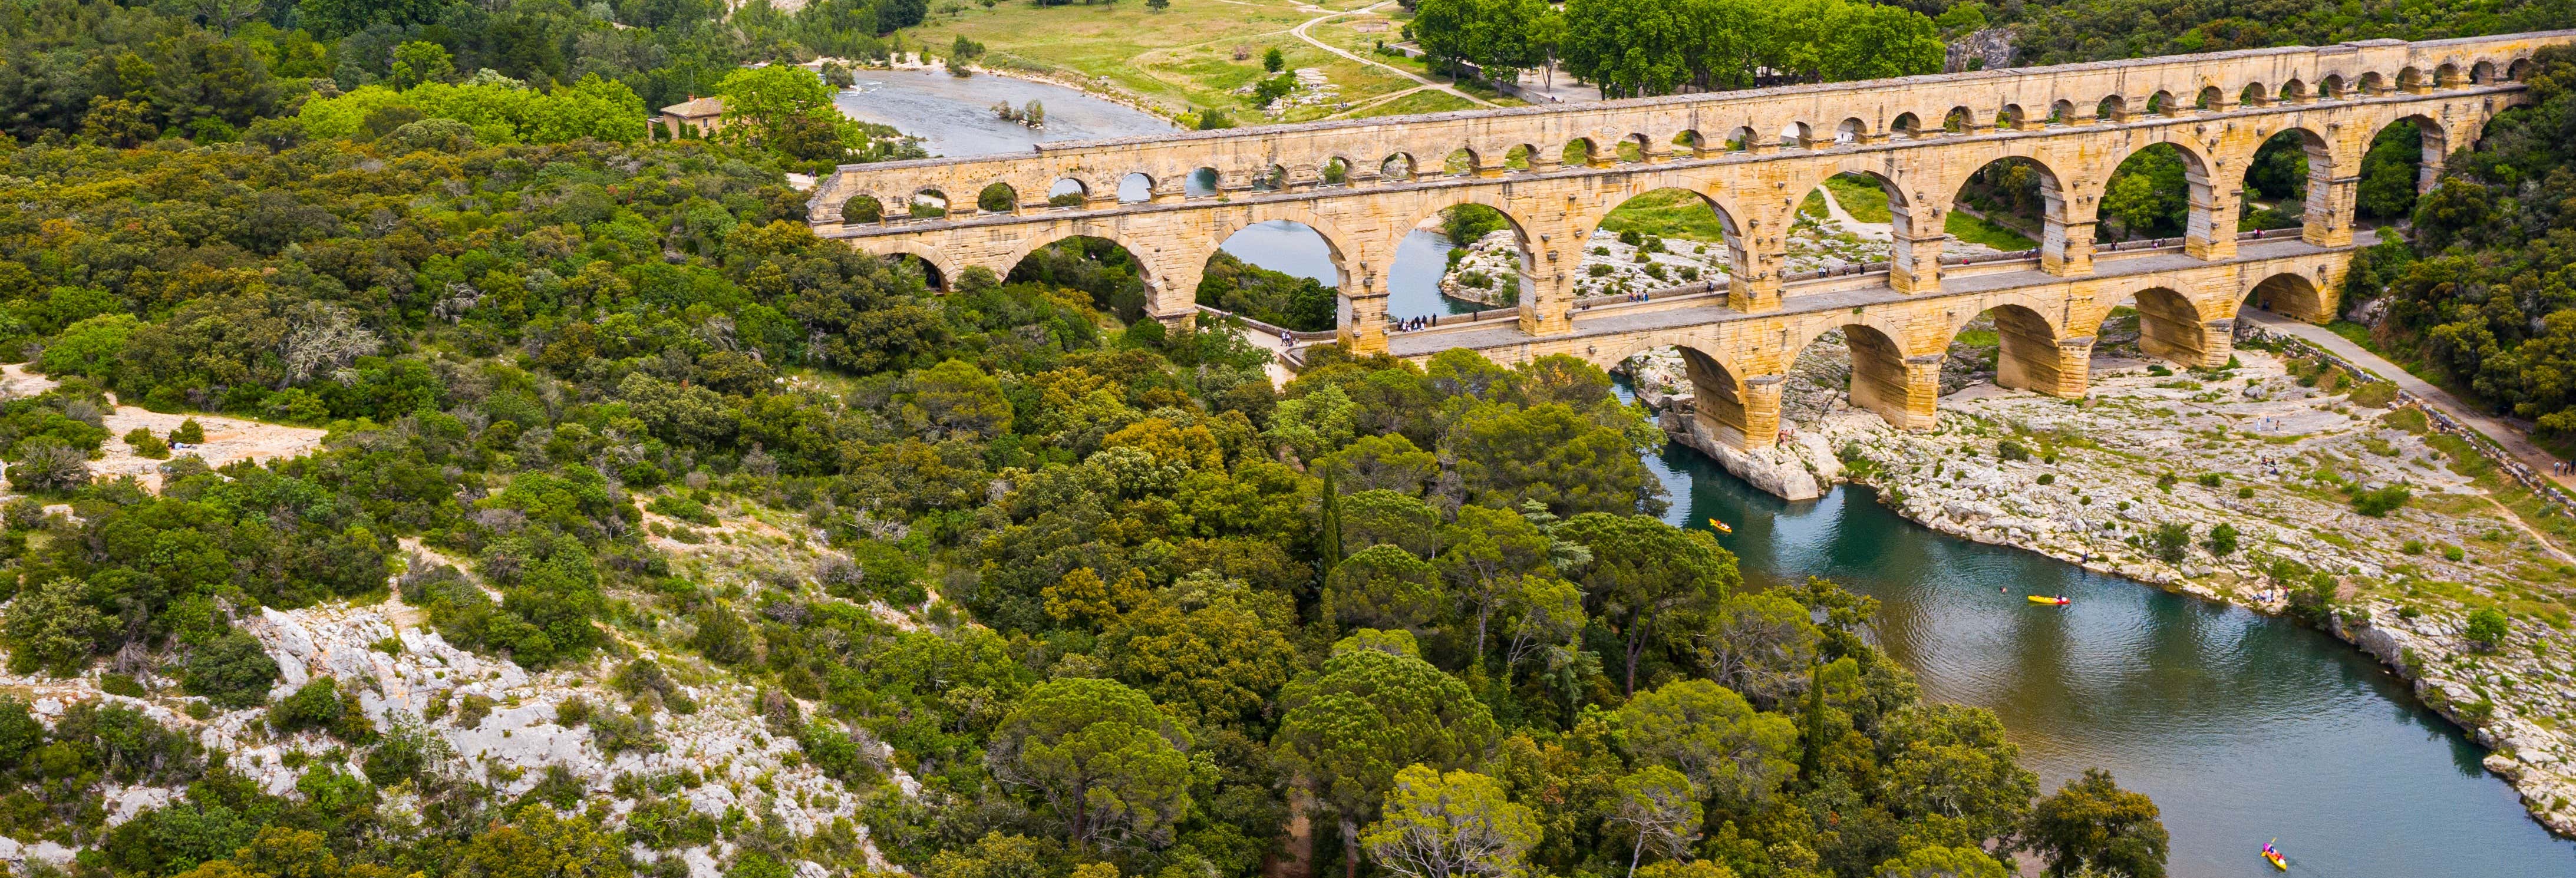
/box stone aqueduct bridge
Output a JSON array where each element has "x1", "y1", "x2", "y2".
[{"x1": 811, "y1": 31, "x2": 2573, "y2": 451}]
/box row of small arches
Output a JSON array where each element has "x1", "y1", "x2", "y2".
[{"x1": 837, "y1": 55, "x2": 2526, "y2": 223}]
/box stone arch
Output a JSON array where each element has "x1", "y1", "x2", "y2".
[
  {"x1": 1619, "y1": 133, "x2": 1653, "y2": 161},
  {"x1": 1186, "y1": 166, "x2": 1222, "y2": 197},
  {"x1": 2195, "y1": 85, "x2": 2224, "y2": 110},
  {"x1": 2048, "y1": 100, "x2": 2077, "y2": 126},
  {"x1": 869, "y1": 239, "x2": 962, "y2": 291},
  {"x1": 1379, "y1": 153, "x2": 1416, "y2": 181},
  {"x1": 1949, "y1": 153, "x2": 2067, "y2": 260},
  {"x1": 1799, "y1": 162, "x2": 1939, "y2": 291},
  {"x1": 2436, "y1": 62, "x2": 2463, "y2": 88},
  {"x1": 1500, "y1": 143, "x2": 1543, "y2": 173},
  {"x1": 909, "y1": 187, "x2": 951, "y2": 219},
  {"x1": 2472, "y1": 60, "x2": 2497, "y2": 84},
  {"x1": 2366, "y1": 111, "x2": 2449, "y2": 204},
  {"x1": 1892, "y1": 113, "x2": 1924, "y2": 137},
  {"x1": 1388, "y1": 193, "x2": 1539, "y2": 324},
  {"x1": 2098, "y1": 94, "x2": 2130, "y2": 122},
  {"x1": 2102, "y1": 137, "x2": 2218, "y2": 246},
  {"x1": 2241, "y1": 126, "x2": 2334, "y2": 241},
  {"x1": 1562, "y1": 138, "x2": 1602, "y2": 167},
  {"x1": 1117, "y1": 173, "x2": 1155, "y2": 203},
  {"x1": 2239, "y1": 81, "x2": 2270, "y2": 107},
  {"x1": 1997, "y1": 104, "x2": 2027, "y2": 130},
  {"x1": 1833, "y1": 117, "x2": 1867, "y2": 144},
  {"x1": 2397, "y1": 67, "x2": 2425, "y2": 92},
  {"x1": 839, "y1": 193, "x2": 886, "y2": 223},
  {"x1": 1584, "y1": 185, "x2": 1748, "y2": 297},
  {"x1": 1955, "y1": 301, "x2": 2080, "y2": 397},
  {"x1": 999, "y1": 229, "x2": 1168, "y2": 299},
  {"x1": 1673, "y1": 130, "x2": 1708, "y2": 157},
  {"x1": 1043, "y1": 178, "x2": 1088, "y2": 208},
  {"x1": 1252, "y1": 163, "x2": 1289, "y2": 190},
  {"x1": 2280, "y1": 79, "x2": 2308, "y2": 103},
  {"x1": 1840, "y1": 322, "x2": 1934, "y2": 430},
  {"x1": 1942, "y1": 105, "x2": 1976, "y2": 133},
  {"x1": 1444, "y1": 147, "x2": 1482, "y2": 176},
  {"x1": 1318, "y1": 155, "x2": 1355, "y2": 186},
  {"x1": 2319, "y1": 74, "x2": 2345, "y2": 99},
  {"x1": 1675, "y1": 346, "x2": 1765, "y2": 448},
  {"x1": 2360, "y1": 71, "x2": 2388, "y2": 94},
  {"x1": 2245, "y1": 272, "x2": 2327, "y2": 323},
  {"x1": 1723, "y1": 126, "x2": 1756, "y2": 151},
  {"x1": 1779, "y1": 121, "x2": 1813, "y2": 149},
  {"x1": 2123, "y1": 286, "x2": 2222, "y2": 368},
  {"x1": 2146, "y1": 90, "x2": 2178, "y2": 115},
  {"x1": 2510, "y1": 57, "x2": 2534, "y2": 81}
]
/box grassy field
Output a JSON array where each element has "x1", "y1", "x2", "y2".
[
  {"x1": 1599, "y1": 188, "x2": 1734, "y2": 242},
  {"x1": 1946, "y1": 210, "x2": 2039, "y2": 250},
  {"x1": 895, "y1": 1, "x2": 1498, "y2": 123}
]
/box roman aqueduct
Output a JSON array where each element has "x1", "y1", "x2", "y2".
[{"x1": 809, "y1": 31, "x2": 2574, "y2": 453}]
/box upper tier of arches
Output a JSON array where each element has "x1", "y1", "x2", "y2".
[{"x1": 812, "y1": 31, "x2": 2570, "y2": 225}]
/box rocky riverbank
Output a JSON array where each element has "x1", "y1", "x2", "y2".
[{"x1": 1625, "y1": 331, "x2": 2576, "y2": 836}]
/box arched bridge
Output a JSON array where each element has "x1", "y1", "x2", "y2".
[{"x1": 810, "y1": 31, "x2": 2571, "y2": 452}]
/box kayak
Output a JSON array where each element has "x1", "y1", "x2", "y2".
[
  {"x1": 2027, "y1": 595, "x2": 2070, "y2": 606},
  {"x1": 2264, "y1": 850, "x2": 2287, "y2": 870},
  {"x1": 1707, "y1": 517, "x2": 1733, "y2": 534}
]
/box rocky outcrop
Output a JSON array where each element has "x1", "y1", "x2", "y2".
[{"x1": 1658, "y1": 405, "x2": 1843, "y2": 501}]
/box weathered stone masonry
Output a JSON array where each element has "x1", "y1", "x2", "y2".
[{"x1": 810, "y1": 32, "x2": 2572, "y2": 456}]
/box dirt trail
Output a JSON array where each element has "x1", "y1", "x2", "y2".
[{"x1": 0, "y1": 364, "x2": 329, "y2": 493}]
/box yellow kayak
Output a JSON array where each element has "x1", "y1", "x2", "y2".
[
  {"x1": 1707, "y1": 517, "x2": 1733, "y2": 534},
  {"x1": 2027, "y1": 595, "x2": 2070, "y2": 606}
]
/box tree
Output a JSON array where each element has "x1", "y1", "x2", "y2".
[
  {"x1": 910, "y1": 359, "x2": 1014, "y2": 439},
  {"x1": 714, "y1": 65, "x2": 858, "y2": 161},
  {"x1": 459, "y1": 807, "x2": 631, "y2": 878},
  {"x1": 1325, "y1": 544, "x2": 1449, "y2": 636},
  {"x1": 1438, "y1": 503, "x2": 1553, "y2": 659},
  {"x1": 1146, "y1": 0, "x2": 1168, "y2": 10},
  {"x1": 391, "y1": 42, "x2": 455, "y2": 88},
  {"x1": 989, "y1": 678, "x2": 1195, "y2": 848},
  {"x1": 2466, "y1": 608, "x2": 2509, "y2": 650},
  {"x1": 1614, "y1": 679, "x2": 1797, "y2": 813},
  {"x1": 3, "y1": 576, "x2": 105, "y2": 675},
  {"x1": 2203, "y1": 523, "x2": 2238, "y2": 556},
  {"x1": 1276, "y1": 648, "x2": 1501, "y2": 878},
  {"x1": 1605, "y1": 766, "x2": 1700, "y2": 877},
  {"x1": 1879, "y1": 704, "x2": 2036, "y2": 850},
  {"x1": 184, "y1": 631, "x2": 281, "y2": 708},
  {"x1": 11, "y1": 438, "x2": 95, "y2": 494},
  {"x1": 2022, "y1": 769, "x2": 2169, "y2": 878},
  {"x1": 1361, "y1": 766, "x2": 1541, "y2": 878},
  {"x1": 1447, "y1": 401, "x2": 1659, "y2": 516},
  {"x1": 1263, "y1": 47, "x2": 1287, "y2": 72},
  {"x1": 1697, "y1": 592, "x2": 1819, "y2": 709},
  {"x1": 42, "y1": 313, "x2": 142, "y2": 379},
  {"x1": 2146, "y1": 522, "x2": 2189, "y2": 563},
  {"x1": 1875, "y1": 846, "x2": 2007, "y2": 878},
  {"x1": 1555, "y1": 513, "x2": 1734, "y2": 692}
]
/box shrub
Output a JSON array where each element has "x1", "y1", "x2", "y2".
[
  {"x1": 2442, "y1": 544, "x2": 2466, "y2": 562},
  {"x1": 184, "y1": 631, "x2": 280, "y2": 708},
  {"x1": 9, "y1": 438, "x2": 93, "y2": 493},
  {"x1": 555, "y1": 696, "x2": 594, "y2": 727},
  {"x1": 1997, "y1": 439, "x2": 2031, "y2": 461},
  {"x1": 2156, "y1": 473, "x2": 2177, "y2": 492},
  {"x1": 2196, "y1": 473, "x2": 2222, "y2": 487},
  {"x1": 2401, "y1": 539, "x2": 2425, "y2": 555},
  {"x1": 690, "y1": 604, "x2": 757, "y2": 665},
  {"x1": 2351, "y1": 483, "x2": 2412, "y2": 516},
  {"x1": 1588, "y1": 264, "x2": 1612, "y2": 278},
  {"x1": 2466, "y1": 608, "x2": 2509, "y2": 650},
  {"x1": 2036, "y1": 473, "x2": 2056, "y2": 485},
  {"x1": 2236, "y1": 486, "x2": 2255, "y2": 499},
  {"x1": 2205, "y1": 523, "x2": 2239, "y2": 556},
  {"x1": 2146, "y1": 364, "x2": 2172, "y2": 376},
  {"x1": 123, "y1": 428, "x2": 169, "y2": 458},
  {"x1": 454, "y1": 693, "x2": 496, "y2": 728},
  {"x1": 2149, "y1": 522, "x2": 2191, "y2": 563},
  {"x1": 272, "y1": 678, "x2": 367, "y2": 740}
]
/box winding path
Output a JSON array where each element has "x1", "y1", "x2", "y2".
[
  {"x1": 1288, "y1": 1, "x2": 1497, "y2": 110},
  {"x1": 2240, "y1": 309, "x2": 2575, "y2": 490}
]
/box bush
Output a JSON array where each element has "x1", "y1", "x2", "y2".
[
  {"x1": 690, "y1": 605, "x2": 756, "y2": 665},
  {"x1": 123, "y1": 427, "x2": 168, "y2": 458},
  {"x1": 555, "y1": 696, "x2": 594, "y2": 727},
  {"x1": 9, "y1": 438, "x2": 92, "y2": 493},
  {"x1": 2036, "y1": 473, "x2": 2055, "y2": 485},
  {"x1": 2466, "y1": 608, "x2": 2509, "y2": 650},
  {"x1": 2401, "y1": 539, "x2": 2426, "y2": 555},
  {"x1": 2442, "y1": 544, "x2": 2466, "y2": 562},
  {"x1": 183, "y1": 631, "x2": 280, "y2": 708},
  {"x1": 2195, "y1": 473, "x2": 2221, "y2": 487},
  {"x1": 2149, "y1": 522, "x2": 2191, "y2": 563},
  {"x1": 1997, "y1": 439, "x2": 2031, "y2": 461},
  {"x1": 2351, "y1": 483, "x2": 2412, "y2": 516},
  {"x1": 2204, "y1": 523, "x2": 2238, "y2": 556},
  {"x1": 2236, "y1": 486, "x2": 2255, "y2": 499},
  {"x1": 272, "y1": 678, "x2": 367, "y2": 740},
  {"x1": 2155, "y1": 473, "x2": 2177, "y2": 492}
]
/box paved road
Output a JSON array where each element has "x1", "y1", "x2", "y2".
[{"x1": 2241, "y1": 309, "x2": 2575, "y2": 488}]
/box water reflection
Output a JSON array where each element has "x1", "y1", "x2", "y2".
[{"x1": 1627, "y1": 382, "x2": 2576, "y2": 877}]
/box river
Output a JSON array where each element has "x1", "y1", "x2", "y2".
[
  {"x1": 847, "y1": 68, "x2": 2576, "y2": 874},
  {"x1": 1635, "y1": 413, "x2": 2576, "y2": 877}
]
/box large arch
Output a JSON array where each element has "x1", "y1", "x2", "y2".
[
  {"x1": 1796, "y1": 163, "x2": 1940, "y2": 293},
  {"x1": 2097, "y1": 138, "x2": 2218, "y2": 253},
  {"x1": 1840, "y1": 323, "x2": 1934, "y2": 431},
  {"x1": 2246, "y1": 272, "x2": 2328, "y2": 323},
  {"x1": 1381, "y1": 196, "x2": 1538, "y2": 334},
  {"x1": 1581, "y1": 184, "x2": 1748, "y2": 302},
  {"x1": 1677, "y1": 346, "x2": 1761, "y2": 447},
  {"x1": 1004, "y1": 233, "x2": 1158, "y2": 320},
  {"x1": 2239, "y1": 126, "x2": 2334, "y2": 241},
  {"x1": 1964, "y1": 303, "x2": 2082, "y2": 397},
  {"x1": 2357, "y1": 113, "x2": 2448, "y2": 222},
  {"x1": 2126, "y1": 286, "x2": 2222, "y2": 368},
  {"x1": 1946, "y1": 154, "x2": 2060, "y2": 258}
]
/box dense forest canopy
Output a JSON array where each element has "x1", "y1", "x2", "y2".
[{"x1": 9, "y1": 5, "x2": 2576, "y2": 878}]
